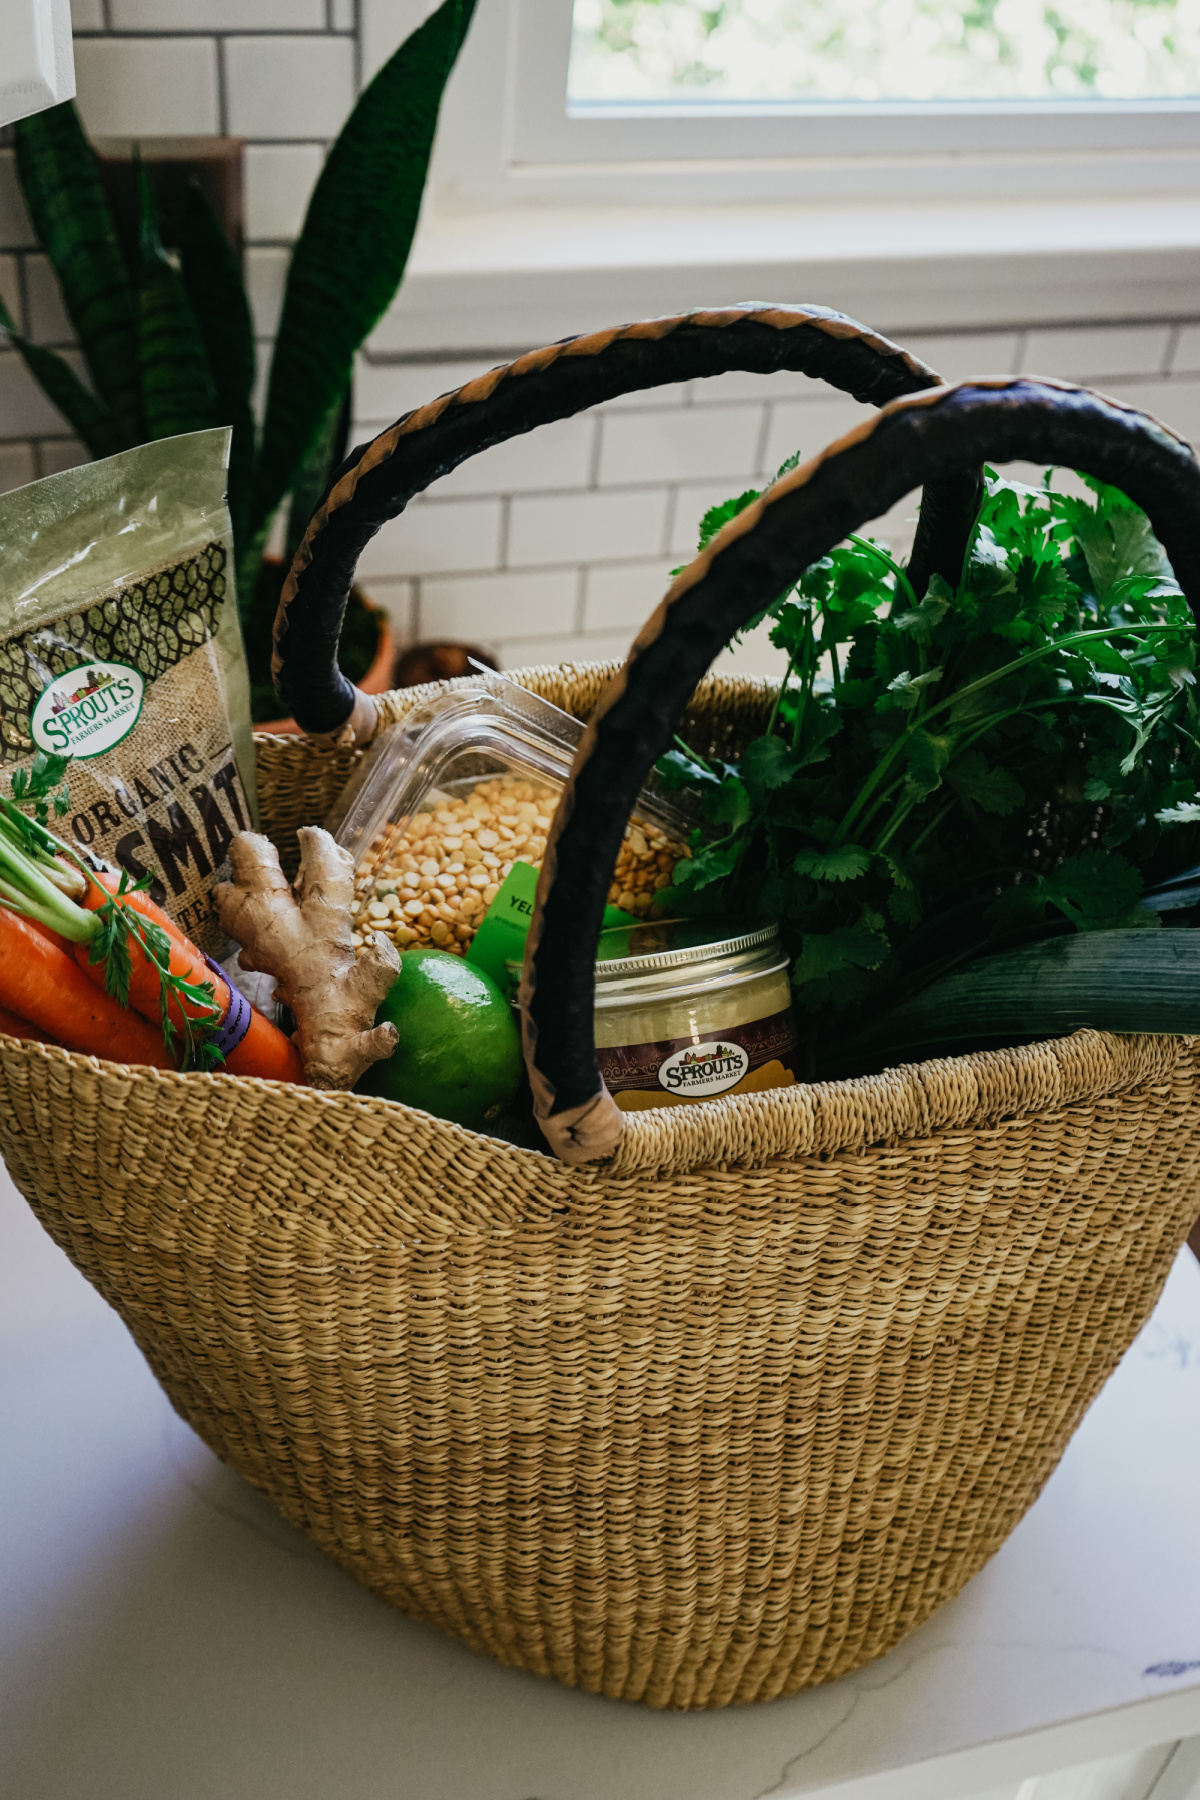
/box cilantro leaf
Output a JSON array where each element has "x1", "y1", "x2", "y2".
[
  {"x1": 705, "y1": 779, "x2": 752, "y2": 830},
  {"x1": 698, "y1": 487, "x2": 760, "y2": 552},
  {"x1": 946, "y1": 751, "x2": 1024, "y2": 816},
  {"x1": 894, "y1": 579, "x2": 951, "y2": 638},
  {"x1": 670, "y1": 838, "x2": 743, "y2": 894},
  {"x1": 903, "y1": 730, "x2": 953, "y2": 800},
  {"x1": 877, "y1": 667, "x2": 943, "y2": 713},
  {"x1": 793, "y1": 844, "x2": 871, "y2": 882},
  {"x1": 741, "y1": 735, "x2": 801, "y2": 798},
  {"x1": 988, "y1": 851, "x2": 1149, "y2": 936},
  {"x1": 1044, "y1": 850, "x2": 1151, "y2": 931},
  {"x1": 11, "y1": 750, "x2": 72, "y2": 830},
  {"x1": 879, "y1": 853, "x2": 922, "y2": 926},
  {"x1": 792, "y1": 910, "x2": 891, "y2": 1011},
  {"x1": 1073, "y1": 504, "x2": 1169, "y2": 603},
  {"x1": 656, "y1": 747, "x2": 719, "y2": 790}
]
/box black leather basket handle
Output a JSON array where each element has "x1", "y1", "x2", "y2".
[
  {"x1": 521, "y1": 377, "x2": 1200, "y2": 1163},
  {"x1": 271, "y1": 302, "x2": 977, "y2": 741}
]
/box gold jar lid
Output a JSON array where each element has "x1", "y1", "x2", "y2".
[
  {"x1": 589, "y1": 921, "x2": 788, "y2": 1010},
  {"x1": 509, "y1": 922, "x2": 787, "y2": 1007}
]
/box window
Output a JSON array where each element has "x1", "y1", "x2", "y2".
[{"x1": 428, "y1": 0, "x2": 1200, "y2": 214}]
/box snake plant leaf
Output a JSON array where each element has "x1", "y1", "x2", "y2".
[
  {"x1": 176, "y1": 182, "x2": 256, "y2": 551},
  {"x1": 0, "y1": 297, "x2": 124, "y2": 460},
  {"x1": 285, "y1": 384, "x2": 350, "y2": 564},
  {"x1": 252, "y1": 0, "x2": 478, "y2": 540},
  {"x1": 13, "y1": 103, "x2": 142, "y2": 444},
  {"x1": 822, "y1": 927, "x2": 1200, "y2": 1076},
  {"x1": 136, "y1": 165, "x2": 219, "y2": 441}
]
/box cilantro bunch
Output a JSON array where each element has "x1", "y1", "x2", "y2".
[{"x1": 658, "y1": 467, "x2": 1200, "y2": 1054}]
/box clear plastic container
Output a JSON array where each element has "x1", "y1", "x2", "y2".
[{"x1": 325, "y1": 673, "x2": 697, "y2": 960}]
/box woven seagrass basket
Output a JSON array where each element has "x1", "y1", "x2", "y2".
[{"x1": 4, "y1": 306, "x2": 1200, "y2": 1710}]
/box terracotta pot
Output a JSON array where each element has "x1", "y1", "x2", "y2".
[{"x1": 393, "y1": 641, "x2": 497, "y2": 687}]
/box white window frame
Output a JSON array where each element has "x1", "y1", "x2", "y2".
[{"x1": 428, "y1": 0, "x2": 1200, "y2": 211}]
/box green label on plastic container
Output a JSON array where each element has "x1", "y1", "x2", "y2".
[
  {"x1": 466, "y1": 861, "x2": 636, "y2": 996},
  {"x1": 466, "y1": 862, "x2": 540, "y2": 993}
]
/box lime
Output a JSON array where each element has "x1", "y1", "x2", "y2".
[{"x1": 357, "y1": 948, "x2": 523, "y2": 1131}]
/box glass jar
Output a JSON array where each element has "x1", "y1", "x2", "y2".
[{"x1": 515, "y1": 921, "x2": 799, "y2": 1112}]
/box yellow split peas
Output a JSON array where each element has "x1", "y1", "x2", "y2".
[{"x1": 351, "y1": 775, "x2": 687, "y2": 958}]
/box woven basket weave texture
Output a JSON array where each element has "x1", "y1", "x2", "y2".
[{"x1": 1, "y1": 666, "x2": 1198, "y2": 1710}]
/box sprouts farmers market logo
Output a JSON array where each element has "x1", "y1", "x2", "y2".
[
  {"x1": 658, "y1": 1038, "x2": 750, "y2": 1098},
  {"x1": 31, "y1": 660, "x2": 145, "y2": 759}
]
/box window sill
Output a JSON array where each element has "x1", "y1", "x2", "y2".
[{"x1": 371, "y1": 189, "x2": 1200, "y2": 357}]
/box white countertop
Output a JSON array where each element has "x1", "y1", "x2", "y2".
[{"x1": 2, "y1": 1153, "x2": 1199, "y2": 1800}]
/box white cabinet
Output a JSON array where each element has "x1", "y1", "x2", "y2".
[{"x1": 0, "y1": 0, "x2": 75, "y2": 128}]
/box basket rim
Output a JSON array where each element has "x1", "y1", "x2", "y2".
[
  {"x1": 0, "y1": 1026, "x2": 1187, "y2": 1187},
  {"x1": 250, "y1": 658, "x2": 781, "y2": 746}
]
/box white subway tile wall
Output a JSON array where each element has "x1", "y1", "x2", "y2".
[
  {"x1": 224, "y1": 36, "x2": 356, "y2": 141},
  {"x1": 244, "y1": 143, "x2": 326, "y2": 241},
  {"x1": 3, "y1": 18, "x2": 1200, "y2": 687},
  {"x1": 0, "y1": 1, "x2": 355, "y2": 503},
  {"x1": 73, "y1": 38, "x2": 221, "y2": 136}
]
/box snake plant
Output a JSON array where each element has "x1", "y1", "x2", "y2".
[{"x1": 0, "y1": 0, "x2": 476, "y2": 716}]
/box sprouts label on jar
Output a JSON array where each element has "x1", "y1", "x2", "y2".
[
  {"x1": 657, "y1": 1038, "x2": 750, "y2": 1097},
  {"x1": 598, "y1": 1008, "x2": 799, "y2": 1112}
]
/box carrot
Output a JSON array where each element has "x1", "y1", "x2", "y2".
[
  {"x1": 0, "y1": 909, "x2": 174, "y2": 1067},
  {"x1": 226, "y1": 1003, "x2": 305, "y2": 1084},
  {"x1": 0, "y1": 1003, "x2": 59, "y2": 1046},
  {"x1": 74, "y1": 871, "x2": 233, "y2": 1033},
  {"x1": 72, "y1": 870, "x2": 305, "y2": 1084},
  {"x1": 24, "y1": 916, "x2": 74, "y2": 956}
]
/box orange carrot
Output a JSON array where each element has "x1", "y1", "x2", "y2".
[
  {"x1": 227, "y1": 1003, "x2": 305, "y2": 1083},
  {"x1": 0, "y1": 910, "x2": 174, "y2": 1067},
  {"x1": 0, "y1": 1003, "x2": 59, "y2": 1046},
  {"x1": 25, "y1": 916, "x2": 74, "y2": 955},
  {"x1": 72, "y1": 871, "x2": 305, "y2": 1084},
  {"x1": 74, "y1": 871, "x2": 232, "y2": 1034}
]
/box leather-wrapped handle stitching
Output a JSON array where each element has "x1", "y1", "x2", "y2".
[
  {"x1": 521, "y1": 377, "x2": 1200, "y2": 1164},
  {"x1": 272, "y1": 302, "x2": 977, "y2": 741}
]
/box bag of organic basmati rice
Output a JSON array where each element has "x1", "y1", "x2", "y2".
[{"x1": 0, "y1": 428, "x2": 254, "y2": 955}]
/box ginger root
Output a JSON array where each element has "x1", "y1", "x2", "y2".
[{"x1": 214, "y1": 828, "x2": 400, "y2": 1091}]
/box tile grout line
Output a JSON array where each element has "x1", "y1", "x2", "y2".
[
  {"x1": 587, "y1": 412, "x2": 603, "y2": 489},
  {"x1": 497, "y1": 494, "x2": 511, "y2": 572},
  {"x1": 215, "y1": 34, "x2": 229, "y2": 139},
  {"x1": 13, "y1": 247, "x2": 30, "y2": 340},
  {"x1": 753, "y1": 399, "x2": 773, "y2": 479},
  {"x1": 72, "y1": 26, "x2": 355, "y2": 38},
  {"x1": 661, "y1": 485, "x2": 679, "y2": 560}
]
